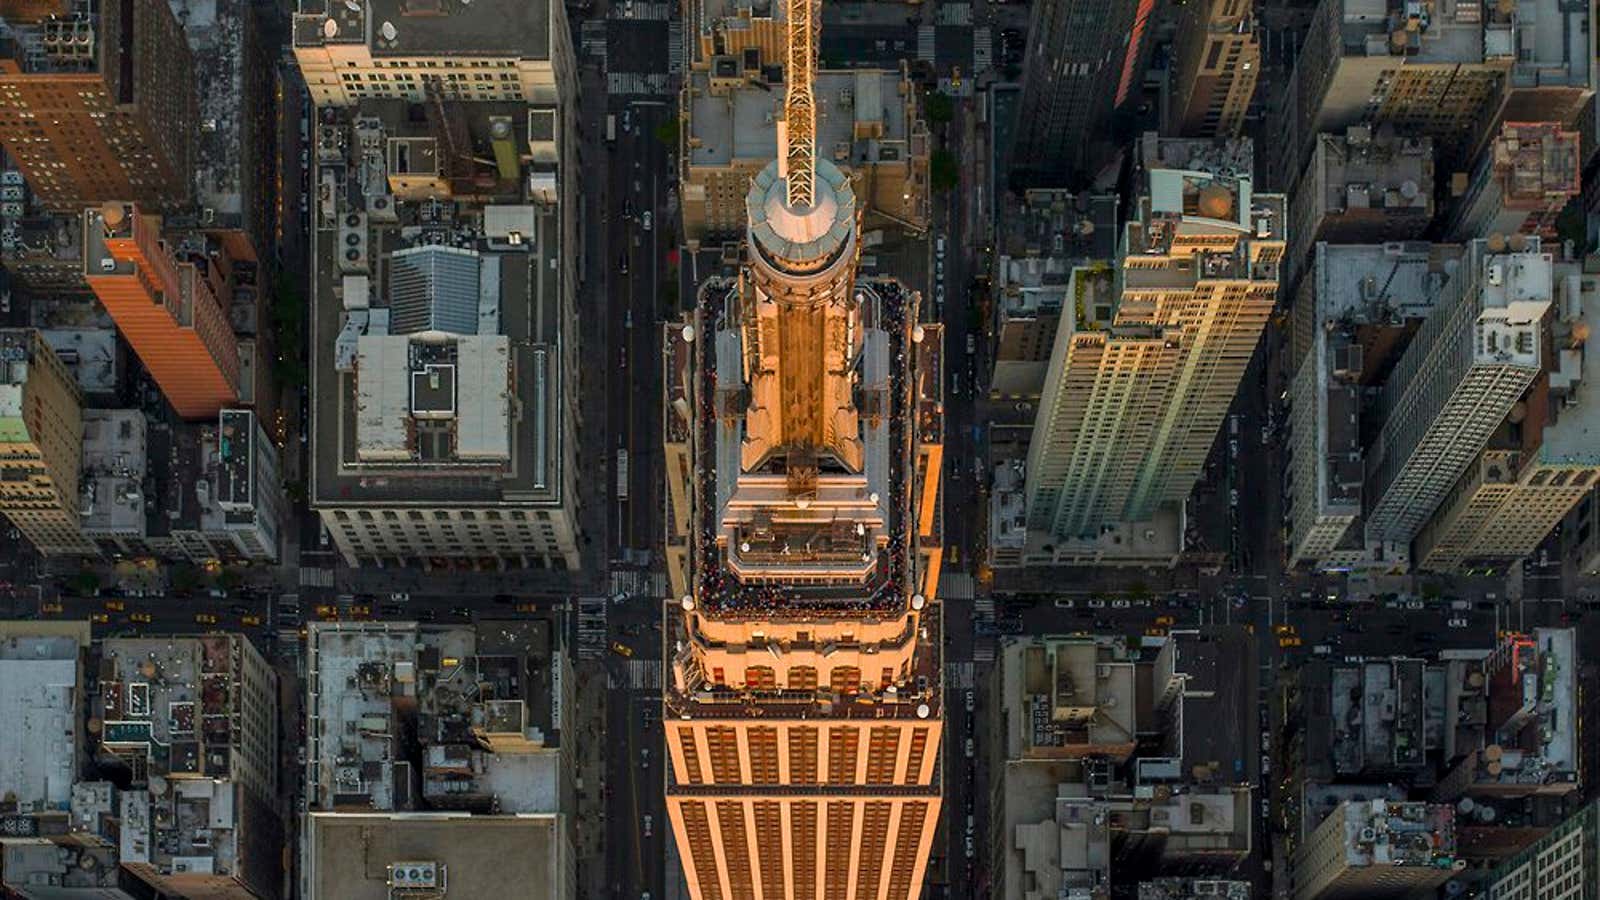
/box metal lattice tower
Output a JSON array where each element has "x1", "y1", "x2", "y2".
[{"x1": 780, "y1": 0, "x2": 817, "y2": 208}]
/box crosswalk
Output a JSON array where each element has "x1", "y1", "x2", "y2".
[
  {"x1": 974, "y1": 597, "x2": 995, "y2": 618},
  {"x1": 274, "y1": 594, "x2": 301, "y2": 631},
  {"x1": 609, "y1": 569, "x2": 667, "y2": 598},
  {"x1": 950, "y1": 662, "x2": 975, "y2": 690},
  {"x1": 581, "y1": 21, "x2": 608, "y2": 64},
  {"x1": 612, "y1": 1, "x2": 671, "y2": 20},
  {"x1": 298, "y1": 567, "x2": 334, "y2": 588},
  {"x1": 974, "y1": 27, "x2": 992, "y2": 73},
  {"x1": 936, "y1": 3, "x2": 972, "y2": 25},
  {"x1": 667, "y1": 20, "x2": 684, "y2": 75},
  {"x1": 917, "y1": 26, "x2": 935, "y2": 63},
  {"x1": 974, "y1": 636, "x2": 995, "y2": 663},
  {"x1": 628, "y1": 659, "x2": 663, "y2": 690},
  {"x1": 940, "y1": 572, "x2": 975, "y2": 601},
  {"x1": 577, "y1": 597, "x2": 609, "y2": 659},
  {"x1": 608, "y1": 72, "x2": 672, "y2": 96}
]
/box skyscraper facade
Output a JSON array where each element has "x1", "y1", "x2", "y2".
[
  {"x1": 1363, "y1": 238, "x2": 1555, "y2": 564},
  {"x1": 1023, "y1": 139, "x2": 1283, "y2": 548},
  {"x1": 0, "y1": 0, "x2": 195, "y2": 211},
  {"x1": 1165, "y1": 0, "x2": 1260, "y2": 139},
  {"x1": 0, "y1": 328, "x2": 95, "y2": 555},
  {"x1": 665, "y1": 160, "x2": 944, "y2": 897},
  {"x1": 1011, "y1": 0, "x2": 1155, "y2": 184},
  {"x1": 663, "y1": 5, "x2": 943, "y2": 896}
]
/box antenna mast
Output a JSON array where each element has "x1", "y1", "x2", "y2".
[{"x1": 782, "y1": 0, "x2": 817, "y2": 208}]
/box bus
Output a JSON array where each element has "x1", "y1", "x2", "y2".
[{"x1": 605, "y1": 114, "x2": 617, "y2": 145}]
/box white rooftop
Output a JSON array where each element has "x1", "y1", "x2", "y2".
[{"x1": 0, "y1": 635, "x2": 81, "y2": 810}]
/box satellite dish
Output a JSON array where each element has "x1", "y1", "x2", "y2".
[
  {"x1": 380, "y1": 21, "x2": 397, "y2": 41},
  {"x1": 322, "y1": 18, "x2": 338, "y2": 38}
]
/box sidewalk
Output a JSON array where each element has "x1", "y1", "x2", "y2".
[{"x1": 572, "y1": 663, "x2": 610, "y2": 899}]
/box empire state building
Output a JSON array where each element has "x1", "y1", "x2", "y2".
[{"x1": 660, "y1": 2, "x2": 946, "y2": 896}]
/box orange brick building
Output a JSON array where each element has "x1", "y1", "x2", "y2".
[
  {"x1": 83, "y1": 203, "x2": 239, "y2": 420},
  {"x1": 0, "y1": 0, "x2": 194, "y2": 211}
]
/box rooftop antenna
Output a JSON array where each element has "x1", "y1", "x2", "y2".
[{"x1": 780, "y1": 0, "x2": 817, "y2": 209}]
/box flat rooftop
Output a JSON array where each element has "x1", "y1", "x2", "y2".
[
  {"x1": 1162, "y1": 628, "x2": 1253, "y2": 786},
  {"x1": 310, "y1": 101, "x2": 568, "y2": 508},
  {"x1": 1336, "y1": 0, "x2": 1494, "y2": 64},
  {"x1": 293, "y1": 0, "x2": 552, "y2": 59},
  {"x1": 0, "y1": 631, "x2": 81, "y2": 809},
  {"x1": 1307, "y1": 128, "x2": 1432, "y2": 220},
  {"x1": 80, "y1": 410, "x2": 147, "y2": 536},
  {"x1": 307, "y1": 620, "x2": 563, "y2": 813},
  {"x1": 687, "y1": 69, "x2": 910, "y2": 168},
  {"x1": 307, "y1": 812, "x2": 563, "y2": 900},
  {"x1": 1331, "y1": 800, "x2": 1457, "y2": 867},
  {"x1": 1137, "y1": 880, "x2": 1251, "y2": 900},
  {"x1": 168, "y1": 0, "x2": 250, "y2": 222},
  {"x1": 97, "y1": 636, "x2": 242, "y2": 779},
  {"x1": 1002, "y1": 636, "x2": 1139, "y2": 759},
  {"x1": 1488, "y1": 122, "x2": 1581, "y2": 206},
  {"x1": 1538, "y1": 267, "x2": 1600, "y2": 465},
  {"x1": 1313, "y1": 242, "x2": 1462, "y2": 323}
]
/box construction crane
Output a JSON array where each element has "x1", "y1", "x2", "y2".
[{"x1": 777, "y1": 0, "x2": 817, "y2": 209}]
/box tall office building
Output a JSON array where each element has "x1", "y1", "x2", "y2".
[
  {"x1": 1410, "y1": 259, "x2": 1597, "y2": 572},
  {"x1": 1164, "y1": 0, "x2": 1261, "y2": 138},
  {"x1": 1011, "y1": 0, "x2": 1157, "y2": 184},
  {"x1": 1020, "y1": 138, "x2": 1283, "y2": 560},
  {"x1": 82, "y1": 203, "x2": 242, "y2": 420},
  {"x1": 1276, "y1": 0, "x2": 1511, "y2": 191},
  {"x1": 290, "y1": 0, "x2": 576, "y2": 108},
  {"x1": 1363, "y1": 238, "x2": 1556, "y2": 565},
  {"x1": 1290, "y1": 801, "x2": 1462, "y2": 900},
  {"x1": 1484, "y1": 799, "x2": 1599, "y2": 900},
  {"x1": 1283, "y1": 242, "x2": 1462, "y2": 570},
  {"x1": 0, "y1": 0, "x2": 195, "y2": 210},
  {"x1": 0, "y1": 329, "x2": 95, "y2": 556},
  {"x1": 663, "y1": 4, "x2": 943, "y2": 896}
]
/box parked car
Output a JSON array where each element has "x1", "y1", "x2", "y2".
[{"x1": 1447, "y1": 617, "x2": 1469, "y2": 628}]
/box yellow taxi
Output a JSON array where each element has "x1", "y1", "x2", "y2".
[
  {"x1": 90, "y1": 613, "x2": 110, "y2": 625},
  {"x1": 610, "y1": 641, "x2": 634, "y2": 658},
  {"x1": 1278, "y1": 635, "x2": 1303, "y2": 649},
  {"x1": 104, "y1": 599, "x2": 125, "y2": 612},
  {"x1": 241, "y1": 615, "x2": 262, "y2": 627},
  {"x1": 315, "y1": 604, "x2": 339, "y2": 620},
  {"x1": 1144, "y1": 627, "x2": 1168, "y2": 638},
  {"x1": 195, "y1": 612, "x2": 219, "y2": 625},
  {"x1": 516, "y1": 603, "x2": 540, "y2": 613},
  {"x1": 41, "y1": 601, "x2": 64, "y2": 614},
  {"x1": 1273, "y1": 623, "x2": 1296, "y2": 636},
  {"x1": 1154, "y1": 615, "x2": 1175, "y2": 627},
  {"x1": 130, "y1": 612, "x2": 153, "y2": 624},
  {"x1": 348, "y1": 604, "x2": 372, "y2": 618}
]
